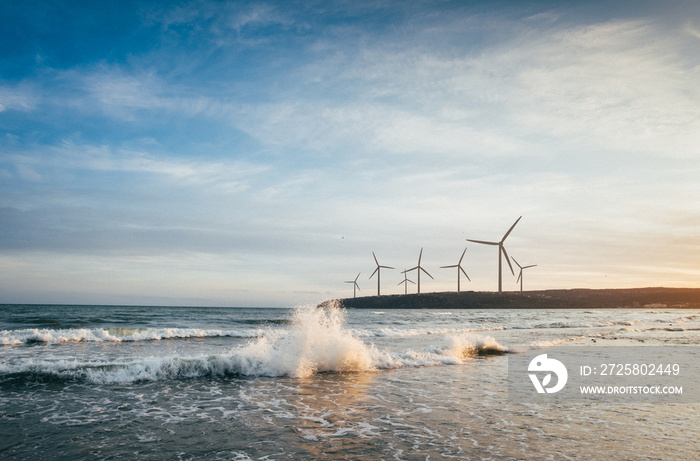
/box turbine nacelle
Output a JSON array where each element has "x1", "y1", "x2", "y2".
[
  {"x1": 344, "y1": 273, "x2": 361, "y2": 298},
  {"x1": 467, "y1": 216, "x2": 522, "y2": 293},
  {"x1": 402, "y1": 248, "x2": 433, "y2": 294},
  {"x1": 369, "y1": 252, "x2": 394, "y2": 296},
  {"x1": 440, "y1": 247, "x2": 471, "y2": 292},
  {"x1": 512, "y1": 257, "x2": 537, "y2": 291},
  {"x1": 397, "y1": 270, "x2": 416, "y2": 294}
]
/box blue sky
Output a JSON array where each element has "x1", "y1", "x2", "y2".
[{"x1": 1, "y1": 0, "x2": 699, "y2": 307}]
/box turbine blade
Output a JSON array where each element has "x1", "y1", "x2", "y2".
[
  {"x1": 501, "y1": 245, "x2": 515, "y2": 275},
  {"x1": 403, "y1": 266, "x2": 418, "y2": 273},
  {"x1": 524, "y1": 265, "x2": 537, "y2": 269},
  {"x1": 356, "y1": 284, "x2": 360, "y2": 291},
  {"x1": 512, "y1": 257, "x2": 522, "y2": 270},
  {"x1": 373, "y1": 252, "x2": 379, "y2": 266},
  {"x1": 516, "y1": 272, "x2": 522, "y2": 283},
  {"x1": 409, "y1": 279, "x2": 416, "y2": 284},
  {"x1": 467, "y1": 239, "x2": 499, "y2": 245},
  {"x1": 461, "y1": 267, "x2": 471, "y2": 282},
  {"x1": 380, "y1": 265, "x2": 395, "y2": 270},
  {"x1": 440, "y1": 264, "x2": 458, "y2": 269},
  {"x1": 418, "y1": 247, "x2": 423, "y2": 264},
  {"x1": 421, "y1": 267, "x2": 434, "y2": 279},
  {"x1": 370, "y1": 267, "x2": 379, "y2": 279},
  {"x1": 459, "y1": 247, "x2": 467, "y2": 264},
  {"x1": 502, "y1": 216, "x2": 522, "y2": 242},
  {"x1": 355, "y1": 273, "x2": 361, "y2": 282}
]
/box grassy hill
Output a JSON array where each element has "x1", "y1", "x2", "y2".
[{"x1": 318, "y1": 287, "x2": 700, "y2": 310}]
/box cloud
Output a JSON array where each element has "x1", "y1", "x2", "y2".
[
  {"x1": 685, "y1": 22, "x2": 700, "y2": 40},
  {"x1": 227, "y1": 2, "x2": 297, "y2": 32},
  {"x1": 3, "y1": 2, "x2": 700, "y2": 305},
  {"x1": 496, "y1": 20, "x2": 700, "y2": 157},
  {"x1": 32, "y1": 9, "x2": 699, "y2": 165},
  {"x1": 225, "y1": 16, "x2": 700, "y2": 165},
  {"x1": 3, "y1": 140, "x2": 269, "y2": 186},
  {"x1": 0, "y1": 84, "x2": 37, "y2": 112},
  {"x1": 68, "y1": 68, "x2": 228, "y2": 121}
]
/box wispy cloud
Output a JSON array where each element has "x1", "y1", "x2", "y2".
[
  {"x1": 2, "y1": 1, "x2": 699, "y2": 305},
  {"x1": 684, "y1": 22, "x2": 700, "y2": 40},
  {"x1": 228, "y1": 16, "x2": 700, "y2": 165},
  {"x1": 504, "y1": 20, "x2": 700, "y2": 158},
  {"x1": 0, "y1": 84, "x2": 37, "y2": 112},
  {"x1": 3, "y1": 140, "x2": 269, "y2": 186}
]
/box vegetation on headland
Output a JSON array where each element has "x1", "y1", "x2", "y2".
[{"x1": 318, "y1": 288, "x2": 700, "y2": 310}]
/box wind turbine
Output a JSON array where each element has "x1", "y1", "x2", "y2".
[
  {"x1": 369, "y1": 252, "x2": 394, "y2": 296},
  {"x1": 440, "y1": 247, "x2": 471, "y2": 293},
  {"x1": 467, "y1": 216, "x2": 522, "y2": 293},
  {"x1": 402, "y1": 248, "x2": 433, "y2": 294},
  {"x1": 345, "y1": 273, "x2": 361, "y2": 298},
  {"x1": 397, "y1": 270, "x2": 415, "y2": 295},
  {"x1": 512, "y1": 258, "x2": 537, "y2": 292}
]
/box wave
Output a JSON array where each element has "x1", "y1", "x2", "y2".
[
  {"x1": 0, "y1": 327, "x2": 261, "y2": 345},
  {"x1": 350, "y1": 325, "x2": 504, "y2": 338},
  {"x1": 4, "y1": 312, "x2": 696, "y2": 347},
  {"x1": 2, "y1": 317, "x2": 687, "y2": 346},
  {"x1": 5, "y1": 307, "x2": 693, "y2": 384},
  {"x1": 0, "y1": 306, "x2": 507, "y2": 384},
  {"x1": 1, "y1": 320, "x2": 646, "y2": 346},
  {"x1": 348, "y1": 319, "x2": 652, "y2": 338}
]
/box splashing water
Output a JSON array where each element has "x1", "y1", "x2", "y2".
[
  {"x1": 238, "y1": 305, "x2": 375, "y2": 378},
  {"x1": 1, "y1": 305, "x2": 509, "y2": 384}
]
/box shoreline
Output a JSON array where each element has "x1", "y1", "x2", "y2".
[{"x1": 319, "y1": 287, "x2": 700, "y2": 310}]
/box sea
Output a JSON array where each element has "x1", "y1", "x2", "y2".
[{"x1": 1, "y1": 303, "x2": 699, "y2": 460}]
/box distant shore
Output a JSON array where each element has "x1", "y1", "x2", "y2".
[{"x1": 318, "y1": 287, "x2": 700, "y2": 310}]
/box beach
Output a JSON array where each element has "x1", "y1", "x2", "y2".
[{"x1": 1, "y1": 304, "x2": 699, "y2": 459}]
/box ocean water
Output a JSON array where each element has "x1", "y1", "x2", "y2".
[{"x1": 1, "y1": 303, "x2": 699, "y2": 460}]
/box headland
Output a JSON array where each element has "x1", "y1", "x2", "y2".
[{"x1": 319, "y1": 287, "x2": 700, "y2": 310}]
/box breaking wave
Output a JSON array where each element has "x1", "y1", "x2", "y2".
[
  {"x1": 0, "y1": 306, "x2": 507, "y2": 384},
  {"x1": 349, "y1": 319, "x2": 651, "y2": 338},
  {"x1": 0, "y1": 327, "x2": 261, "y2": 345},
  {"x1": 5, "y1": 313, "x2": 695, "y2": 346}
]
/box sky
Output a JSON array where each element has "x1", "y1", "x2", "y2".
[{"x1": 1, "y1": 0, "x2": 699, "y2": 307}]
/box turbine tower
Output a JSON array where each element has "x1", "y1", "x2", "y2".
[
  {"x1": 512, "y1": 258, "x2": 537, "y2": 292},
  {"x1": 397, "y1": 270, "x2": 415, "y2": 295},
  {"x1": 440, "y1": 247, "x2": 471, "y2": 293},
  {"x1": 369, "y1": 252, "x2": 394, "y2": 296},
  {"x1": 402, "y1": 248, "x2": 433, "y2": 295},
  {"x1": 467, "y1": 216, "x2": 522, "y2": 293},
  {"x1": 345, "y1": 273, "x2": 361, "y2": 298}
]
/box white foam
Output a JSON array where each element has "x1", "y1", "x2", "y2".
[
  {"x1": 529, "y1": 335, "x2": 589, "y2": 347},
  {"x1": 349, "y1": 325, "x2": 506, "y2": 338},
  {"x1": 0, "y1": 306, "x2": 510, "y2": 384},
  {"x1": 0, "y1": 327, "x2": 259, "y2": 346},
  {"x1": 370, "y1": 334, "x2": 508, "y2": 370},
  {"x1": 231, "y1": 306, "x2": 374, "y2": 378},
  {"x1": 348, "y1": 319, "x2": 652, "y2": 339}
]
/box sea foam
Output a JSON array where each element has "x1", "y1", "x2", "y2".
[
  {"x1": 232, "y1": 305, "x2": 375, "y2": 378},
  {"x1": 0, "y1": 326, "x2": 260, "y2": 345},
  {"x1": 0, "y1": 306, "x2": 509, "y2": 384}
]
